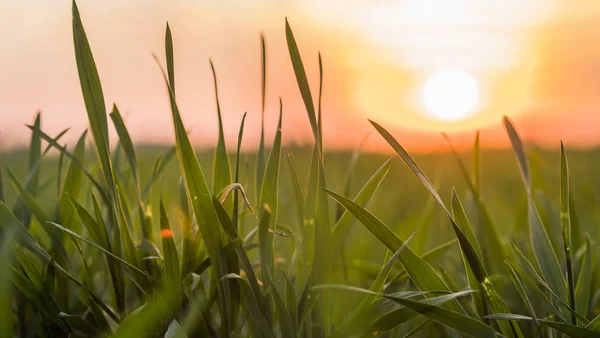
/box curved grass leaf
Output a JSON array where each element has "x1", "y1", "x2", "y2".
[
  {"x1": 331, "y1": 158, "x2": 392, "y2": 253},
  {"x1": 485, "y1": 314, "x2": 600, "y2": 338},
  {"x1": 504, "y1": 116, "x2": 568, "y2": 309},
  {"x1": 154, "y1": 49, "x2": 231, "y2": 332},
  {"x1": 258, "y1": 99, "x2": 282, "y2": 280},
  {"x1": 325, "y1": 190, "x2": 463, "y2": 314},
  {"x1": 256, "y1": 33, "x2": 267, "y2": 198},
  {"x1": 314, "y1": 285, "x2": 499, "y2": 337}
]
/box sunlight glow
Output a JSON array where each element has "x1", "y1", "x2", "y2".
[{"x1": 422, "y1": 70, "x2": 478, "y2": 121}]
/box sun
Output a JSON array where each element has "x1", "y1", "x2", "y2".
[{"x1": 422, "y1": 69, "x2": 478, "y2": 121}]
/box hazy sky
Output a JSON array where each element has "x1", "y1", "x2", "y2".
[{"x1": 1, "y1": 0, "x2": 600, "y2": 152}]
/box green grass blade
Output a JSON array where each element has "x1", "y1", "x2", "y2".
[
  {"x1": 316, "y1": 286, "x2": 499, "y2": 337},
  {"x1": 325, "y1": 190, "x2": 463, "y2": 313},
  {"x1": 6, "y1": 168, "x2": 70, "y2": 263},
  {"x1": 233, "y1": 112, "x2": 247, "y2": 230},
  {"x1": 285, "y1": 150, "x2": 305, "y2": 229},
  {"x1": 285, "y1": 18, "x2": 320, "y2": 149},
  {"x1": 58, "y1": 131, "x2": 87, "y2": 233},
  {"x1": 504, "y1": 116, "x2": 567, "y2": 307},
  {"x1": 331, "y1": 158, "x2": 392, "y2": 253},
  {"x1": 154, "y1": 52, "x2": 231, "y2": 332},
  {"x1": 443, "y1": 133, "x2": 505, "y2": 273},
  {"x1": 474, "y1": 131, "x2": 481, "y2": 196},
  {"x1": 159, "y1": 199, "x2": 182, "y2": 309},
  {"x1": 165, "y1": 23, "x2": 175, "y2": 96},
  {"x1": 256, "y1": 33, "x2": 267, "y2": 198},
  {"x1": 270, "y1": 278, "x2": 294, "y2": 338},
  {"x1": 45, "y1": 221, "x2": 152, "y2": 281},
  {"x1": 561, "y1": 141, "x2": 577, "y2": 324},
  {"x1": 317, "y1": 52, "x2": 323, "y2": 149},
  {"x1": 28, "y1": 112, "x2": 42, "y2": 196},
  {"x1": 110, "y1": 105, "x2": 138, "y2": 187},
  {"x1": 258, "y1": 99, "x2": 282, "y2": 280},
  {"x1": 335, "y1": 134, "x2": 368, "y2": 221},
  {"x1": 368, "y1": 291, "x2": 463, "y2": 332},
  {"x1": 336, "y1": 233, "x2": 416, "y2": 337},
  {"x1": 25, "y1": 124, "x2": 109, "y2": 203},
  {"x1": 486, "y1": 314, "x2": 600, "y2": 338},
  {"x1": 576, "y1": 235, "x2": 593, "y2": 318},
  {"x1": 72, "y1": 1, "x2": 114, "y2": 195},
  {"x1": 210, "y1": 60, "x2": 233, "y2": 202},
  {"x1": 222, "y1": 274, "x2": 274, "y2": 338},
  {"x1": 511, "y1": 245, "x2": 586, "y2": 324},
  {"x1": 0, "y1": 229, "x2": 15, "y2": 338}
]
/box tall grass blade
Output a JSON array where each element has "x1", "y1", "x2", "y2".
[
  {"x1": 576, "y1": 235, "x2": 593, "y2": 319},
  {"x1": 504, "y1": 116, "x2": 567, "y2": 307},
  {"x1": 285, "y1": 19, "x2": 320, "y2": 150},
  {"x1": 256, "y1": 33, "x2": 267, "y2": 197},
  {"x1": 258, "y1": 99, "x2": 282, "y2": 280},
  {"x1": 316, "y1": 286, "x2": 500, "y2": 337},
  {"x1": 160, "y1": 199, "x2": 182, "y2": 310},
  {"x1": 325, "y1": 190, "x2": 463, "y2": 313},
  {"x1": 233, "y1": 112, "x2": 247, "y2": 230},
  {"x1": 155, "y1": 51, "x2": 231, "y2": 332},
  {"x1": 560, "y1": 141, "x2": 577, "y2": 324},
  {"x1": 331, "y1": 158, "x2": 392, "y2": 253},
  {"x1": 72, "y1": 1, "x2": 114, "y2": 195}
]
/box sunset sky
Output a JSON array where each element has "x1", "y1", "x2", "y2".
[{"x1": 1, "y1": 0, "x2": 600, "y2": 152}]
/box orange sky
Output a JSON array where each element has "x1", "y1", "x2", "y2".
[{"x1": 1, "y1": 1, "x2": 600, "y2": 152}]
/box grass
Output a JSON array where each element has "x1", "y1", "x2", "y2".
[{"x1": 1, "y1": 1, "x2": 600, "y2": 337}]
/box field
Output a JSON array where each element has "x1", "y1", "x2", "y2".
[{"x1": 1, "y1": 2, "x2": 600, "y2": 337}]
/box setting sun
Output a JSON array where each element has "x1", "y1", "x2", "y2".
[{"x1": 422, "y1": 69, "x2": 478, "y2": 121}]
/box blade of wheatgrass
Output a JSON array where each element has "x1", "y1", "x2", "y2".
[
  {"x1": 159, "y1": 199, "x2": 182, "y2": 310},
  {"x1": 72, "y1": 1, "x2": 114, "y2": 195},
  {"x1": 165, "y1": 23, "x2": 175, "y2": 97},
  {"x1": 317, "y1": 52, "x2": 323, "y2": 149},
  {"x1": 315, "y1": 285, "x2": 500, "y2": 337},
  {"x1": 154, "y1": 53, "x2": 231, "y2": 333},
  {"x1": 285, "y1": 150, "x2": 305, "y2": 229},
  {"x1": 368, "y1": 291, "x2": 467, "y2": 332},
  {"x1": 258, "y1": 99, "x2": 282, "y2": 281},
  {"x1": 110, "y1": 105, "x2": 151, "y2": 244},
  {"x1": 222, "y1": 274, "x2": 274, "y2": 338},
  {"x1": 212, "y1": 196, "x2": 266, "y2": 318},
  {"x1": 504, "y1": 116, "x2": 568, "y2": 308},
  {"x1": 233, "y1": 112, "x2": 247, "y2": 230},
  {"x1": 576, "y1": 234, "x2": 593, "y2": 319},
  {"x1": 442, "y1": 133, "x2": 505, "y2": 274},
  {"x1": 335, "y1": 134, "x2": 369, "y2": 221},
  {"x1": 6, "y1": 168, "x2": 70, "y2": 263},
  {"x1": 57, "y1": 131, "x2": 87, "y2": 233},
  {"x1": 209, "y1": 59, "x2": 239, "y2": 329},
  {"x1": 25, "y1": 124, "x2": 109, "y2": 204},
  {"x1": 325, "y1": 190, "x2": 464, "y2": 314},
  {"x1": 560, "y1": 141, "x2": 577, "y2": 324},
  {"x1": 285, "y1": 18, "x2": 320, "y2": 150},
  {"x1": 371, "y1": 119, "x2": 523, "y2": 337},
  {"x1": 335, "y1": 233, "x2": 417, "y2": 337},
  {"x1": 256, "y1": 33, "x2": 267, "y2": 198},
  {"x1": 485, "y1": 314, "x2": 600, "y2": 338},
  {"x1": 450, "y1": 190, "x2": 486, "y2": 318},
  {"x1": 0, "y1": 202, "x2": 119, "y2": 323},
  {"x1": 511, "y1": 244, "x2": 587, "y2": 324},
  {"x1": 28, "y1": 113, "x2": 42, "y2": 197},
  {"x1": 0, "y1": 229, "x2": 16, "y2": 337},
  {"x1": 209, "y1": 60, "x2": 233, "y2": 206},
  {"x1": 331, "y1": 158, "x2": 392, "y2": 254},
  {"x1": 270, "y1": 277, "x2": 295, "y2": 338}
]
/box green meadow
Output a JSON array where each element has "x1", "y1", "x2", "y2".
[{"x1": 1, "y1": 2, "x2": 599, "y2": 337}]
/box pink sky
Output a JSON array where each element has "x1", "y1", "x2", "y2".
[{"x1": 2, "y1": 1, "x2": 600, "y2": 152}]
